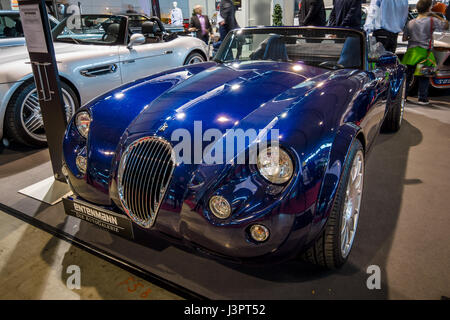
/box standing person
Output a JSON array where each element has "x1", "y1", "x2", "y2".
[
  {"x1": 328, "y1": 0, "x2": 362, "y2": 29},
  {"x1": 298, "y1": 0, "x2": 326, "y2": 26},
  {"x1": 220, "y1": 0, "x2": 239, "y2": 36},
  {"x1": 126, "y1": 5, "x2": 137, "y2": 14},
  {"x1": 216, "y1": 9, "x2": 227, "y2": 41},
  {"x1": 402, "y1": 0, "x2": 449, "y2": 105},
  {"x1": 364, "y1": 0, "x2": 409, "y2": 53},
  {"x1": 188, "y1": 5, "x2": 212, "y2": 44}
]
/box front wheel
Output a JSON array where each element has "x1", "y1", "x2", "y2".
[
  {"x1": 184, "y1": 51, "x2": 205, "y2": 65},
  {"x1": 381, "y1": 80, "x2": 406, "y2": 133},
  {"x1": 302, "y1": 140, "x2": 364, "y2": 269},
  {"x1": 5, "y1": 80, "x2": 79, "y2": 147}
]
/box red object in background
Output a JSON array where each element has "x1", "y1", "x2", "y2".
[{"x1": 432, "y1": 3, "x2": 447, "y2": 14}]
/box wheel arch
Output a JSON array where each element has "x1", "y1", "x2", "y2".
[
  {"x1": 305, "y1": 122, "x2": 365, "y2": 245},
  {"x1": 184, "y1": 49, "x2": 208, "y2": 64},
  {"x1": 1, "y1": 74, "x2": 80, "y2": 141}
]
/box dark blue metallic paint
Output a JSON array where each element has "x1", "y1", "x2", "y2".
[{"x1": 63, "y1": 28, "x2": 406, "y2": 263}]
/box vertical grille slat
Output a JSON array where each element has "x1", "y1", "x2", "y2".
[
  {"x1": 134, "y1": 142, "x2": 152, "y2": 221},
  {"x1": 153, "y1": 149, "x2": 171, "y2": 208},
  {"x1": 117, "y1": 137, "x2": 175, "y2": 228}
]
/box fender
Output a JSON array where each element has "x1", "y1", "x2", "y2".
[
  {"x1": 0, "y1": 71, "x2": 79, "y2": 141},
  {"x1": 305, "y1": 122, "x2": 364, "y2": 245}
]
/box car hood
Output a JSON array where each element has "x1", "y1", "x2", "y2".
[
  {"x1": 0, "y1": 42, "x2": 117, "y2": 84},
  {"x1": 127, "y1": 61, "x2": 329, "y2": 136}
]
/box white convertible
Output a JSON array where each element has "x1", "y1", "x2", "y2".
[{"x1": 0, "y1": 14, "x2": 208, "y2": 147}]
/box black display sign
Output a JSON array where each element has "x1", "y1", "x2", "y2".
[
  {"x1": 18, "y1": 0, "x2": 67, "y2": 182},
  {"x1": 63, "y1": 197, "x2": 135, "y2": 240}
]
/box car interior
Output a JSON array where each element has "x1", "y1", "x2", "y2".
[{"x1": 222, "y1": 31, "x2": 363, "y2": 70}]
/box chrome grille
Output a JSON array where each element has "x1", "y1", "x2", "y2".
[{"x1": 117, "y1": 137, "x2": 175, "y2": 228}]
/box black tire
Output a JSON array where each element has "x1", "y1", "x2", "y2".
[
  {"x1": 184, "y1": 51, "x2": 206, "y2": 65},
  {"x1": 5, "y1": 80, "x2": 79, "y2": 147},
  {"x1": 302, "y1": 140, "x2": 364, "y2": 269},
  {"x1": 381, "y1": 80, "x2": 406, "y2": 133}
]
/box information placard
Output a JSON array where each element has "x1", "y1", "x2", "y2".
[{"x1": 18, "y1": 4, "x2": 48, "y2": 53}]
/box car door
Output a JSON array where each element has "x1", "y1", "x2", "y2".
[
  {"x1": 118, "y1": 40, "x2": 179, "y2": 84},
  {"x1": 361, "y1": 67, "x2": 390, "y2": 150}
]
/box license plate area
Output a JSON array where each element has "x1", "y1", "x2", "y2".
[{"x1": 63, "y1": 196, "x2": 134, "y2": 240}]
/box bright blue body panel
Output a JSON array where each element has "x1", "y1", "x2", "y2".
[{"x1": 63, "y1": 28, "x2": 406, "y2": 263}]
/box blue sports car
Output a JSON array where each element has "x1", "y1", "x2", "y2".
[{"x1": 62, "y1": 27, "x2": 406, "y2": 269}]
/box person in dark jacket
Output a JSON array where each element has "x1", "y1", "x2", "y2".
[
  {"x1": 220, "y1": 0, "x2": 240, "y2": 36},
  {"x1": 188, "y1": 5, "x2": 212, "y2": 44},
  {"x1": 328, "y1": 0, "x2": 362, "y2": 29},
  {"x1": 298, "y1": 0, "x2": 326, "y2": 26}
]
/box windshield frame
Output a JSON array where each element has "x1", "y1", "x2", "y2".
[
  {"x1": 214, "y1": 26, "x2": 367, "y2": 71},
  {"x1": 52, "y1": 14, "x2": 128, "y2": 46}
]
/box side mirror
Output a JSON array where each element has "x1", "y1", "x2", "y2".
[
  {"x1": 127, "y1": 33, "x2": 145, "y2": 49},
  {"x1": 375, "y1": 53, "x2": 398, "y2": 68}
]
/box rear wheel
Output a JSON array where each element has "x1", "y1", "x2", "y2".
[
  {"x1": 303, "y1": 140, "x2": 364, "y2": 269},
  {"x1": 5, "y1": 80, "x2": 79, "y2": 147},
  {"x1": 381, "y1": 80, "x2": 406, "y2": 133},
  {"x1": 184, "y1": 51, "x2": 205, "y2": 65}
]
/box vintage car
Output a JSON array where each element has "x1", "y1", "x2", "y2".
[
  {"x1": 0, "y1": 14, "x2": 208, "y2": 147},
  {"x1": 0, "y1": 10, "x2": 59, "y2": 48},
  {"x1": 62, "y1": 27, "x2": 406, "y2": 268}
]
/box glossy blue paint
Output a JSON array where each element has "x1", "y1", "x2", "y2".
[{"x1": 63, "y1": 27, "x2": 406, "y2": 262}]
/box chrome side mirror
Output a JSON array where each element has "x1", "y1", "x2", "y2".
[{"x1": 127, "y1": 33, "x2": 145, "y2": 49}]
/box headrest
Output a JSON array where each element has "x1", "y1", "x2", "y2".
[
  {"x1": 107, "y1": 23, "x2": 120, "y2": 35},
  {"x1": 142, "y1": 21, "x2": 155, "y2": 35}
]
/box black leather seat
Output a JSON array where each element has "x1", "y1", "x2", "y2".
[
  {"x1": 104, "y1": 23, "x2": 120, "y2": 43},
  {"x1": 263, "y1": 35, "x2": 288, "y2": 62},
  {"x1": 141, "y1": 21, "x2": 159, "y2": 43}
]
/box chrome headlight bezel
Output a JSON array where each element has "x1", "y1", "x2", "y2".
[
  {"x1": 75, "y1": 111, "x2": 91, "y2": 139},
  {"x1": 257, "y1": 146, "x2": 294, "y2": 185}
]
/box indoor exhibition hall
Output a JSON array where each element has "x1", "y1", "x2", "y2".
[{"x1": 0, "y1": 0, "x2": 448, "y2": 304}]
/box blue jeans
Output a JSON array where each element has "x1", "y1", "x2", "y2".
[{"x1": 406, "y1": 65, "x2": 430, "y2": 101}]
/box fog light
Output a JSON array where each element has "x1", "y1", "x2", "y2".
[
  {"x1": 209, "y1": 195, "x2": 231, "y2": 219},
  {"x1": 76, "y1": 155, "x2": 87, "y2": 174},
  {"x1": 250, "y1": 224, "x2": 269, "y2": 242}
]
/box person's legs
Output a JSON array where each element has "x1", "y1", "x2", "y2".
[
  {"x1": 417, "y1": 76, "x2": 430, "y2": 103},
  {"x1": 219, "y1": 25, "x2": 227, "y2": 41},
  {"x1": 374, "y1": 29, "x2": 398, "y2": 53}
]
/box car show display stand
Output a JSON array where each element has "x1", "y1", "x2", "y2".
[
  {"x1": 19, "y1": 176, "x2": 72, "y2": 205},
  {"x1": 0, "y1": 146, "x2": 393, "y2": 300}
]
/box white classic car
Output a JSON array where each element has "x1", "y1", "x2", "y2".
[
  {"x1": 0, "y1": 10, "x2": 59, "y2": 48},
  {"x1": 0, "y1": 14, "x2": 208, "y2": 147}
]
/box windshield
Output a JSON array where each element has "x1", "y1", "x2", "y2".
[
  {"x1": 52, "y1": 15, "x2": 126, "y2": 45},
  {"x1": 215, "y1": 28, "x2": 364, "y2": 70}
]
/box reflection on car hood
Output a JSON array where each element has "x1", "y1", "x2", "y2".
[{"x1": 128, "y1": 61, "x2": 330, "y2": 136}]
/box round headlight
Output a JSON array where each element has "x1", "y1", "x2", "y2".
[
  {"x1": 75, "y1": 111, "x2": 91, "y2": 139},
  {"x1": 257, "y1": 146, "x2": 294, "y2": 184}
]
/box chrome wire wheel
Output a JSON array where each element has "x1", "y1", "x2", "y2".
[
  {"x1": 340, "y1": 150, "x2": 364, "y2": 258},
  {"x1": 185, "y1": 53, "x2": 205, "y2": 65},
  {"x1": 20, "y1": 88, "x2": 76, "y2": 142}
]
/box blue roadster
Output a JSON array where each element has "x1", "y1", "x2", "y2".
[{"x1": 62, "y1": 27, "x2": 406, "y2": 268}]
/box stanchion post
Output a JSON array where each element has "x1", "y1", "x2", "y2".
[{"x1": 18, "y1": 0, "x2": 67, "y2": 182}]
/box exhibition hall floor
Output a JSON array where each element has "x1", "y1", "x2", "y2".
[{"x1": 0, "y1": 93, "x2": 448, "y2": 300}]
